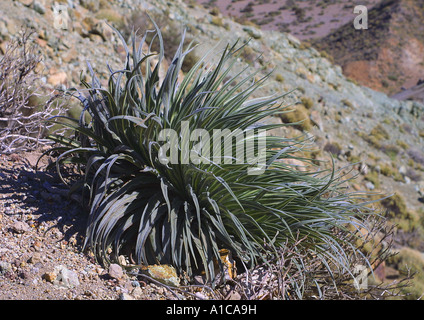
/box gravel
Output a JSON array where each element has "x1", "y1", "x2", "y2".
[{"x1": 0, "y1": 151, "x2": 182, "y2": 300}]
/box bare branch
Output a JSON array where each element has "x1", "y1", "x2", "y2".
[{"x1": 0, "y1": 29, "x2": 66, "y2": 154}]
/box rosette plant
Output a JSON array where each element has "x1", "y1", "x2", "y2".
[{"x1": 45, "y1": 22, "x2": 374, "y2": 288}]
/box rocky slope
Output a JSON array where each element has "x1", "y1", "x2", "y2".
[
  {"x1": 0, "y1": 0, "x2": 424, "y2": 299},
  {"x1": 196, "y1": 0, "x2": 424, "y2": 99},
  {"x1": 312, "y1": 0, "x2": 424, "y2": 96},
  {"x1": 196, "y1": 0, "x2": 382, "y2": 40}
]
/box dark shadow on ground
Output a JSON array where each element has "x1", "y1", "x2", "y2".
[{"x1": 0, "y1": 158, "x2": 87, "y2": 250}]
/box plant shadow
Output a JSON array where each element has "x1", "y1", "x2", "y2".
[{"x1": 0, "y1": 154, "x2": 87, "y2": 250}]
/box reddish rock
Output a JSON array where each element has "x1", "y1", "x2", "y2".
[
  {"x1": 47, "y1": 71, "x2": 68, "y2": 86},
  {"x1": 43, "y1": 272, "x2": 57, "y2": 283},
  {"x1": 373, "y1": 261, "x2": 386, "y2": 282}
]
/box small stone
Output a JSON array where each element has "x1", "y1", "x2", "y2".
[
  {"x1": 398, "y1": 165, "x2": 407, "y2": 176},
  {"x1": 47, "y1": 72, "x2": 68, "y2": 87},
  {"x1": 89, "y1": 33, "x2": 104, "y2": 43},
  {"x1": 95, "y1": 267, "x2": 104, "y2": 275},
  {"x1": 32, "y1": 1, "x2": 46, "y2": 14},
  {"x1": 84, "y1": 290, "x2": 94, "y2": 297},
  {"x1": 142, "y1": 264, "x2": 180, "y2": 287},
  {"x1": 32, "y1": 241, "x2": 43, "y2": 251},
  {"x1": 29, "y1": 252, "x2": 42, "y2": 264},
  {"x1": 195, "y1": 292, "x2": 207, "y2": 300},
  {"x1": 118, "y1": 255, "x2": 127, "y2": 266},
  {"x1": 108, "y1": 263, "x2": 124, "y2": 280},
  {"x1": 0, "y1": 262, "x2": 12, "y2": 275},
  {"x1": 287, "y1": 33, "x2": 301, "y2": 47},
  {"x1": 131, "y1": 286, "x2": 143, "y2": 299},
  {"x1": 20, "y1": 271, "x2": 31, "y2": 280},
  {"x1": 365, "y1": 181, "x2": 375, "y2": 190},
  {"x1": 194, "y1": 275, "x2": 206, "y2": 285},
  {"x1": 119, "y1": 293, "x2": 135, "y2": 300},
  {"x1": 359, "y1": 163, "x2": 368, "y2": 175},
  {"x1": 12, "y1": 221, "x2": 30, "y2": 234},
  {"x1": 62, "y1": 47, "x2": 78, "y2": 63},
  {"x1": 54, "y1": 265, "x2": 80, "y2": 288},
  {"x1": 43, "y1": 272, "x2": 57, "y2": 283},
  {"x1": 225, "y1": 290, "x2": 241, "y2": 300}
]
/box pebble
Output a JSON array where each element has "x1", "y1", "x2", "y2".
[
  {"x1": 20, "y1": 271, "x2": 31, "y2": 280},
  {"x1": 108, "y1": 263, "x2": 124, "y2": 280},
  {"x1": 119, "y1": 293, "x2": 135, "y2": 300},
  {"x1": 131, "y1": 286, "x2": 143, "y2": 299},
  {"x1": 118, "y1": 255, "x2": 127, "y2": 266},
  {"x1": 194, "y1": 292, "x2": 207, "y2": 300},
  {"x1": 359, "y1": 163, "x2": 368, "y2": 175},
  {"x1": 225, "y1": 290, "x2": 241, "y2": 300},
  {"x1": 142, "y1": 264, "x2": 180, "y2": 287},
  {"x1": 43, "y1": 272, "x2": 57, "y2": 283},
  {"x1": 95, "y1": 267, "x2": 104, "y2": 275},
  {"x1": 32, "y1": 241, "x2": 43, "y2": 251},
  {"x1": 29, "y1": 252, "x2": 42, "y2": 264},
  {"x1": 0, "y1": 261, "x2": 12, "y2": 275},
  {"x1": 12, "y1": 221, "x2": 30, "y2": 234},
  {"x1": 365, "y1": 181, "x2": 375, "y2": 190},
  {"x1": 32, "y1": 1, "x2": 46, "y2": 14},
  {"x1": 53, "y1": 265, "x2": 80, "y2": 288}
]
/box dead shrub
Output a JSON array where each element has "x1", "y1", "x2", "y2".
[{"x1": 0, "y1": 30, "x2": 65, "y2": 154}]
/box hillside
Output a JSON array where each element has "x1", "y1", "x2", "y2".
[
  {"x1": 195, "y1": 0, "x2": 424, "y2": 98},
  {"x1": 196, "y1": 0, "x2": 382, "y2": 40},
  {"x1": 312, "y1": 0, "x2": 424, "y2": 96},
  {"x1": 0, "y1": 0, "x2": 424, "y2": 299}
]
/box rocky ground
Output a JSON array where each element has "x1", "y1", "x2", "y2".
[{"x1": 0, "y1": 151, "x2": 178, "y2": 300}]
